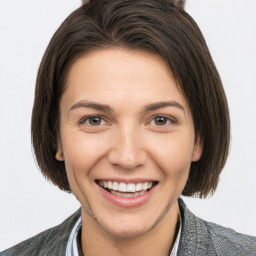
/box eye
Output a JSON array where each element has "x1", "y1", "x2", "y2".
[
  {"x1": 153, "y1": 116, "x2": 169, "y2": 125},
  {"x1": 80, "y1": 116, "x2": 108, "y2": 126},
  {"x1": 148, "y1": 115, "x2": 176, "y2": 127}
]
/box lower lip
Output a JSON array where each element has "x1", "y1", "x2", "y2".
[{"x1": 97, "y1": 183, "x2": 157, "y2": 208}]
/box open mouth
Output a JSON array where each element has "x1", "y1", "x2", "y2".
[{"x1": 96, "y1": 180, "x2": 158, "y2": 198}]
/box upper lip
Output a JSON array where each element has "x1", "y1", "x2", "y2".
[{"x1": 95, "y1": 178, "x2": 158, "y2": 183}]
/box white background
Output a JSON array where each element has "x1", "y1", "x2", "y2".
[{"x1": 0, "y1": 0, "x2": 256, "y2": 251}]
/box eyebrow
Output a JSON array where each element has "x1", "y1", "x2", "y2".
[
  {"x1": 142, "y1": 101, "x2": 185, "y2": 113},
  {"x1": 69, "y1": 100, "x2": 185, "y2": 114},
  {"x1": 70, "y1": 100, "x2": 114, "y2": 113}
]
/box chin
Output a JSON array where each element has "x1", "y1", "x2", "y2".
[
  {"x1": 95, "y1": 212, "x2": 161, "y2": 239},
  {"x1": 104, "y1": 223, "x2": 155, "y2": 239}
]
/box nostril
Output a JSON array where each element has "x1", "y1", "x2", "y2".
[
  {"x1": 108, "y1": 137, "x2": 147, "y2": 169},
  {"x1": 108, "y1": 151, "x2": 147, "y2": 170}
]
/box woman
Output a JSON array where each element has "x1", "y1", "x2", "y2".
[{"x1": 1, "y1": 0, "x2": 256, "y2": 255}]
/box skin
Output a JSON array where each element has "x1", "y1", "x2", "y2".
[{"x1": 56, "y1": 48, "x2": 202, "y2": 256}]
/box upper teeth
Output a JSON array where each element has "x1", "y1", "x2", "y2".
[{"x1": 98, "y1": 181, "x2": 153, "y2": 193}]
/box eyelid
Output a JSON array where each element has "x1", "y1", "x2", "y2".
[
  {"x1": 78, "y1": 114, "x2": 176, "y2": 127},
  {"x1": 79, "y1": 115, "x2": 110, "y2": 126},
  {"x1": 146, "y1": 114, "x2": 177, "y2": 127}
]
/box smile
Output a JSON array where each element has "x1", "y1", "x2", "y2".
[{"x1": 97, "y1": 180, "x2": 158, "y2": 198}]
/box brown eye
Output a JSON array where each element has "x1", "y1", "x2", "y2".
[
  {"x1": 88, "y1": 116, "x2": 102, "y2": 125},
  {"x1": 154, "y1": 116, "x2": 168, "y2": 125},
  {"x1": 79, "y1": 115, "x2": 110, "y2": 132}
]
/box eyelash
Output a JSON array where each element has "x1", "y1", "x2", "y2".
[
  {"x1": 147, "y1": 114, "x2": 176, "y2": 127},
  {"x1": 79, "y1": 115, "x2": 109, "y2": 126},
  {"x1": 79, "y1": 114, "x2": 176, "y2": 127}
]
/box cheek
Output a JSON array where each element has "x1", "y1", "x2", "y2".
[
  {"x1": 61, "y1": 133, "x2": 105, "y2": 203},
  {"x1": 149, "y1": 132, "x2": 195, "y2": 176},
  {"x1": 62, "y1": 132, "x2": 110, "y2": 176}
]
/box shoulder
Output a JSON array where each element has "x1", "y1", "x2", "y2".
[
  {"x1": 0, "y1": 209, "x2": 81, "y2": 256},
  {"x1": 178, "y1": 198, "x2": 256, "y2": 256},
  {"x1": 204, "y1": 220, "x2": 256, "y2": 255}
]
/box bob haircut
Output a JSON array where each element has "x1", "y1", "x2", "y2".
[{"x1": 31, "y1": 0, "x2": 230, "y2": 198}]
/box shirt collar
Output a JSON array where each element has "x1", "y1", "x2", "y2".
[
  {"x1": 66, "y1": 216, "x2": 181, "y2": 256},
  {"x1": 65, "y1": 216, "x2": 82, "y2": 256},
  {"x1": 170, "y1": 217, "x2": 182, "y2": 256}
]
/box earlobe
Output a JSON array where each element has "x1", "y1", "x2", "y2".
[
  {"x1": 55, "y1": 143, "x2": 64, "y2": 161},
  {"x1": 192, "y1": 135, "x2": 203, "y2": 162}
]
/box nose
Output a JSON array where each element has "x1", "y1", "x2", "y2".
[{"x1": 108, "y1": 128, "x2": 147, "y2": 170}]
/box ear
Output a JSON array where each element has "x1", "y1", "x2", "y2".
[
  {"x1": 55, "y1": 141, "x2": 64, "y2": 161},
  {"x1": 192, "y1": 135, "x2": 203, "y2": 162}
]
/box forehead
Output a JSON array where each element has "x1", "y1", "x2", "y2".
[{"x1": 62, "y1": 48, "x2": 189, "y2": 112}]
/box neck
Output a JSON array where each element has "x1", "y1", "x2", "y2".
[{"x1": 80, "y1": 202, "x2": 180, "y2": 256}]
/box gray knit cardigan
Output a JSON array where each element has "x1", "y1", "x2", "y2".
[{"x1": 1, "y1": 199, "x2": 256, "y2": 256}]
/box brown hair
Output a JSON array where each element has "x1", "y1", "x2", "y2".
[{"x1": 31, "y1": 0, "x2": 230, "y2": 198}]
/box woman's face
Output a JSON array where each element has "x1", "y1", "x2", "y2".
[{"x1": 56, "y1": 48, "x2": 202, "y2": 238}]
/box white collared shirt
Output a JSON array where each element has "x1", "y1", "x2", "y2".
[
  {"x1": 65, "y1": 216, "x2": 82, "y2": 256},
  {"x1": 66, "y1": 217, "x2": 181, "y2": 256}
]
